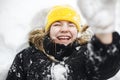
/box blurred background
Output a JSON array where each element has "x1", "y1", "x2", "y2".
[{"x1": 0, "y1": 0, "x2": 120, "y2": 80}]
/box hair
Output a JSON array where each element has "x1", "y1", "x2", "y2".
[
  {"x1": 29, "y1": 24, "x2": 93, "y2": 50},
  {"x1": 28, "y1": 25, "x2": 93, "y2": 62}
]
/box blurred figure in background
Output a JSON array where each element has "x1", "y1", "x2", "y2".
[{"x1": 6, "y1": 4, "x2": 120, "y2": 80}]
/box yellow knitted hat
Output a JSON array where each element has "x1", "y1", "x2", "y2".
[{"x1": 45, "y1": 5, "x2": 81, "y2": 32}]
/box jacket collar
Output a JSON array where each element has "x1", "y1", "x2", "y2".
[{"x1": 43, "y1": 35, "x2": 79, "y2": 61}]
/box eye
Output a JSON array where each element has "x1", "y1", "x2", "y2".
[
  {"x1": 68, "y1": 23, "x2": 76, "y2": 27},
  {"x1": 52, "y1": 22, "x2": 62, "y2": 27}
]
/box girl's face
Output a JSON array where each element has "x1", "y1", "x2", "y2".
[{"x1": 49, "y1": 21, "x2": 78, "y2": 46}]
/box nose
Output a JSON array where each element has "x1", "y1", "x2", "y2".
[{"x1": 60, "y1": 24, "x2": 69, "y2": 33}]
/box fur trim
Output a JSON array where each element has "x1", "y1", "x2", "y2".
[
  {"x1": 29, "y1": 28, "x2": 46, "y2": 52},
  {"x1": 29, "y1": 25, "x2": 93, "y2": 49},
  {"x1": 29, "y1": 28, "x2": 59, "y2": 62},
  {"x1": 77, "y1": 25, "x2": 94, "y2": 44},
  {"x1": 28, "y1": 25, "x2": 93, "y2": 61}
]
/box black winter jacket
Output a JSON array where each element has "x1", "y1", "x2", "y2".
[{"x1": 6, "y1": 32, "x2": 120, "y2": 80}]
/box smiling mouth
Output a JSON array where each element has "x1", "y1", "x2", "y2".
[{"x1": 57, "y1": 36, "x2": 71, "y2": 40}]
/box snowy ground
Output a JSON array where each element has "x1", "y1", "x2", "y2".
[{"x1": 0, "y1": 0, "x2": 120, "y2": 80}]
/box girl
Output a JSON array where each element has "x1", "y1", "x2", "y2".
[{"x1": 6, "y1": 5, "x2": 120, "y2": 80}]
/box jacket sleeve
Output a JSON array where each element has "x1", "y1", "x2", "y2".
[
  {"x1": 6, "y1": 51, "x2": 26, "y2": 80},
  {"x1": 86, "y1": 32, "x2": 120, "y2": 79}
]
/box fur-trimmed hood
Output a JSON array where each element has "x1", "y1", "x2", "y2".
[
  {"x1": 28, "y1": 25, "x2": 93, "y2": 53},
  {"x1": 28, "y1": 25, "x2": 93, "y2": 62}
]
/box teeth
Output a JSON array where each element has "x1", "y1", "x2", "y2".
[
  {"x1": 57, "y1": 36, "x2": 70, "y2": 40},
  {"x1": 59, "y1": 37, "x2": 69, "y2": 38}
]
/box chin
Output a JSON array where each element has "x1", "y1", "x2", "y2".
[
  {"x1": 59, "y1": 42, "x2": 71, "y2": 46},
  {"x1": 55, "y1": 39, "x2": 72, "y2": 46}
]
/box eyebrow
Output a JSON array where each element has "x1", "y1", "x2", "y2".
[{"x1": 55, "y1": 20, "x2": 74, "y2": 23}]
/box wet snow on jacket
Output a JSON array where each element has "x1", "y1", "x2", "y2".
[{"x1": 6, "y1": 32, "x2": 120, "y2": 80}]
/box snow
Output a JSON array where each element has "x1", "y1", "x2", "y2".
[
  {"x1": 51, "y1": 62, "x2": 69, "y2": 80},
  {"x1": 0, "y1": 0, "x2": 120, "y2": 80}
]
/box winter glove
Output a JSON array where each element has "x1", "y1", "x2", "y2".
[{"x1": 77, "y1": 0, "x2": 117, "y2": 33}]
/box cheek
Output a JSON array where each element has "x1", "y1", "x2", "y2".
[
  {"x1": 49, "y1": 27, "x2": 59, "y2": 39},
  {"x1": 71, "y1": 29, "x2": 78, "y2": 39}
]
